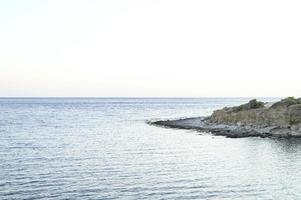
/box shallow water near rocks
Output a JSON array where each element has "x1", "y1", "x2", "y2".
[{"x1": 1, "y1": 97, "x2": 301, "y2": 199}]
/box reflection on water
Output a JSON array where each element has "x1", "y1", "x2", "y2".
[{"x1": 1, "y1": 98, "x2": 301, "y2": 199}]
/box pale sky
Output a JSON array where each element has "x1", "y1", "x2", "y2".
[{"x1": 1, "y1": 0, "x2": 301, "y2": 97}]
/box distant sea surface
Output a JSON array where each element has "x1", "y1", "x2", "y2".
[{"x1": 1, "y1": 97, "x2": 301, "y2": 200}]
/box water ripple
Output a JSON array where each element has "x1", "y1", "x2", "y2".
[{"x1": 1, "y1": 98, "x2": 300, "y2": 199}]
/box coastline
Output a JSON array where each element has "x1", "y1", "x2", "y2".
[
  {"x1": 148, "y1": 98, "x2": 301, "y2": 138},
  {"x1": 148, "y1": 117, "x2": 301, "y2": 138}
]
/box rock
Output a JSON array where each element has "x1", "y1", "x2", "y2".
[{"x1": 288, "y1": 104, "x2": 301, "y2": 125}]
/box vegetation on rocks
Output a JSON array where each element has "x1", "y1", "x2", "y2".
[
  {"x1": 224, "y1": 99, "x2": 264, "y2": 113},
  {"x1": 270, "y1": 97, "x2": 301, "y2": 109},
  {"x1": 209, "y1": 97, "x2": 301, "y2": 127}
]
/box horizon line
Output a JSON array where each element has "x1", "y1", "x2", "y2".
[{"x1": 0, "y1": 96, "x2": 283, "y2": 99}]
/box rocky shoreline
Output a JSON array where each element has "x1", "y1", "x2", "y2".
[{"x1": 148, "y1": 98, "x2": 301, "y2": 138}]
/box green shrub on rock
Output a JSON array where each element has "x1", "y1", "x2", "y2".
[{"x1": 225, "y1": 99, "x2": 264, "y2": 113}]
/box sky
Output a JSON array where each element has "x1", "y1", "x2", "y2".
[{"x1": 1, "y1": 0, "x2": 301, "y2": 97}]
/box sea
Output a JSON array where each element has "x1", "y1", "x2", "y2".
[{"x1": 1, "y1": 97, "x2": 301, "y2": 200}]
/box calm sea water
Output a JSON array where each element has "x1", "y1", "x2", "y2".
[{"x1": 1, "y1": 98, "x2": 301, "y2": 200}]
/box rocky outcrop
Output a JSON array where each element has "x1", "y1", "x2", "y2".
[
  {"x1": 149, "y1": 97, "x2": 301, "y2": 138},
  {"x1": 209, "y1": 98, "x2": 301, "y2": 128}
]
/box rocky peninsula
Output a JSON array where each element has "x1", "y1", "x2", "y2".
[{"x1": 149, "y1": 97, "x2": 301, "y2": 138}]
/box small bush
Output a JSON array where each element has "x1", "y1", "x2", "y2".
[{"x1": 228, "y1": 99, "x2": 264, "y2": 113}]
